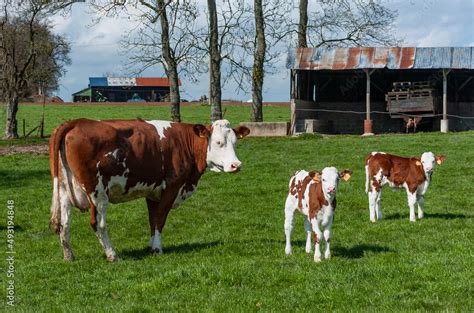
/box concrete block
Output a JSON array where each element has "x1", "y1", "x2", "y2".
[{"x1": 239, "y1": 122, "x2": 289, "y2": 137}]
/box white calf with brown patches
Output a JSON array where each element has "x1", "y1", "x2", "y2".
[
  {"x1": 284, "y1": 168, "x2": 352, "y2": 262},
  {"x1": 365, "y1": 152, "x2": 446, "y2": 222}
]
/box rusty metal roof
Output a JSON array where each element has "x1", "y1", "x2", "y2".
[{"x1": 289, "y1": 47, "x2": 474, "y2": 70}]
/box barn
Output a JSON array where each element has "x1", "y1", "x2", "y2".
[
  {"x1": 72, "y1": 77, "x2": 180, "y2": 103},
  {"x1": 288, "y1": 47, "x2": 474, "y2": 134}
]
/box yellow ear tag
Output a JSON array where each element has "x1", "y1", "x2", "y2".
[
  {"x1": 343, "y1": 173, "x2": 351, "y2": 181},
  {"x1": 437, "y1": 159, "x2": 442, "y2": 165},
  {"x1": 416, "y1": 161, "x2": 422, "y2": 166},
  {"x1": 312, "y1": 176, "x2": 320, "y2": 183}
]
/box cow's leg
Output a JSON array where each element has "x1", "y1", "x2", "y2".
[
  {"x1": 323, "y1": 224, "x2": 332, "y2": 259},
  {"x1": 146, "y1": 199, "x2": 163, "y2": 254},
  {"x1": 311, "y1": 218, "x2": 323, "y2": 262},
  {"x1": 59, "y1": 185, "x2": 74, "y2": 261},
  {"x1": 147, "y1": 189, "x2": 181, "y2": 254},
  {"x1": 284, "y1": 196, "x2": 296, "y2": 255},
  {"x1": 375, "y1": 189, "x2": 383, "y2": 220},
  {"x1": 90, "y1": 196, "x2": 117, "y2": 262},
  {"x1": 406, "y1": 190, "x2": 417, "y2": 222},
  {"x1": 368, "y1": 189, "x2": 378, "y2": 223},
  {"x1": 417, "y1": 194, "x2": 425, "y2": 219},
  {"x1": 304, "y1": 216, "x2": 312, "y2": 253}
]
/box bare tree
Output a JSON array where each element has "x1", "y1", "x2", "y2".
[
  {"x1": 297, "y1": 0, "x2": 400, "y2": 48},
  {"x1": 0, "y1": 0, "x2": 71, "y2": 138},
  {"x1": 93, "y1": 1, "x2": 203, "y2": 122},
  {"x1": 298, "y1": 0, "x2": 308, "y2": 48},
  {"x1": 207, "y1": 0, "x2": 222, "y2": 121},
  {"x1": 251, "y1": 0, "x2": 265, "y2": 122}
]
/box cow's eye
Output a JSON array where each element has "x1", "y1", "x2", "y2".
[
  {"x1": 322, "y1": 179, "x2": 326, "y2": 182},
  {"x1": 216, "y1": 141, "x2": 222, "y2": 146}
]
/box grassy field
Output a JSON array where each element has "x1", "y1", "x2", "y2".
[
  {"x1": 0, "y1": 103, "x2": 289, "y2": 145},
  {"x1": 0, "y1": 104, "x2": 473, "y2": 311}
]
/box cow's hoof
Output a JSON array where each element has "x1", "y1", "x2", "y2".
[
  {"x1": 285, "y1": 247, "x2": 292, "y2": 255},
  {"x1": 107, "y1": 254, "x2": 119, "y2": 262},
  {"x1": 151, "y1": 248, "x2": 163, "y2": 255},
  {"x1": 314, "y1": 256, "x2": 322, "y2": 263},
  {"x1": 305, "y1": 248, "x2": 312, "y2": 254},
  {"x1": 410, "y1": 218, "x2": 416, "y2": 223},
  {"x1": 325, "y1": 253, "x2": 331, "y2": 259}
]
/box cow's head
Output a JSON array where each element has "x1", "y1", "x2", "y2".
[
  {"x1": 194, "y1": 120, "x2": 250, "y2": 173},
  {"x1": 419, "y1": 152, "x2": 446, "y2": 174},
  {"x1": 320, "y1": 167, "x2": 352, "y2": 199}
]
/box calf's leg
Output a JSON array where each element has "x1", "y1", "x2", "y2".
[
  {"x1": 368, "y1": 190, "x2": 378, "y2": 223},
  {"x1": 323, "y1": 224, "x2": 332, "y2": 259},
  {"x1": 375, "y1": 189, "x2": 383, "y2": 220},
  {"x1": 406, "y1": 190, "x2": 417, "y2": 222},
  {"x1": 304, "y1": 216, "x2": 312, "y2": 253},
  {"x1": 310, "y1": 219, "x2": 323, "y2": 262},
  {"x1": 417, "y1": 194, "x2": 425, "y2": 219},
  {"x1": 284, "y1": 196, "x2": 296, "y2": 255}
]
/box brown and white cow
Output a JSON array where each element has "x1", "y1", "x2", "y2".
[
  {"x1": 365, "y1": 152, "x2": 446, "y2": 223},
  {"x1": 284, "y1": 167, "x2": 352, "y2": 262},
  {"x1": 49, "y1": 118, "x2": 249, "y2": 261}
]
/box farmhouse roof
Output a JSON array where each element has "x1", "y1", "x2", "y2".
[
  {"x1": 288, "y1": 47, "x2": 474, "y2": 70},
  {"x1": 88, "y1": 77, "x2": 181, "y2": 87}
]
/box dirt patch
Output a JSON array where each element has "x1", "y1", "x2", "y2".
[{"x1": 0, "y1": 142, "x2": 49, "y2": 156}]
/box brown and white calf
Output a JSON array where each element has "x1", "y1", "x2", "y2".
[
  {"x1": 49, "y1": 118, "x2": 249, "y2": 261},
  {"x1": 284, "y1": 167, "x2": 352, "y2": 262},
  {"x1": 365, "y1": 152, "x2": 446, "y2": 222}
]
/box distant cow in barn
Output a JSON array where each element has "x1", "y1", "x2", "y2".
[
  {"x1": 365, "y1": 152, "x2": 446, "y2": 223},
  {"x1": 49, "y1": 118, "x2": 250, "y2": 261},
  {"x1": 284, "y1": 167, "x2": 352, "y2": 262}
]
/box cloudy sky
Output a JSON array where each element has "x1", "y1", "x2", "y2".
[{"x1": 50, "y1": 0, "x2": 474, "y2": 102}]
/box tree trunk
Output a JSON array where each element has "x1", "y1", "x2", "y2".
[
  {"x1": 5, "y1": 94, "x2": 19, "y2": 139},
  {"x1": 298, "y1": 0, "x2": 308, "y2": 48},
  {"x1": 207, "y1": 0, "x2": 222, "y2": 122},
  {"x1": 157, "y1": 0, "x2": 181, "y2": 122},
  {"x1": 251, "y1": 0, "x2": 265, "y2": 122}
]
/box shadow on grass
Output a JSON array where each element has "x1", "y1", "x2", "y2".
[
  {"x1": 0, "y1": 169, "x2": 50, "y2": 189},
  {"x1": 333, "y1": 244, "x2": 392, "y2": 259},
  {"x1": 0, "y1": 224, "x2": 24, "y2": 232},
  {"x1": 120, "y1": 241, "x2": 222, "y2": 260},
  {"x1": 385, "y1": 212, "x2": 469, "y2": 220}
]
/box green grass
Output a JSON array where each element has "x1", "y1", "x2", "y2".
[
  {"x1": 0, "y1": 105, "x2": 473, "y2": 311},
  {"x1": 0, "y1": 103, "x2": 290, "y2": 144}
]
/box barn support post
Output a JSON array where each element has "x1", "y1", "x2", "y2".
[
  {"x1": 363, "y1": 69, "x2": 375, "y2": 136},
  {"x1": 440, "y1": 69, "x2": 451, "y2": 133}
]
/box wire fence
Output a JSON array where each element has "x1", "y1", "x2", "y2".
[{"x1": 294, "y1": 108, "x2": 474, "y2": 119}]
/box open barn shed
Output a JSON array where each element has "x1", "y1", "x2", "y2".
[{"x1": 288, "y1": 47, "x2": 474, "y2": 134}]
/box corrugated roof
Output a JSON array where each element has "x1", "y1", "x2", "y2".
[
  {"x1": 136, "y1": 77, "x2": 181, "y2": 87},
  {"x1": 89, "y1": 77, "x2": 178, "y2": 87},
  {"x1": 290, "y1": 47, "x2": 474, "y2": 70}
]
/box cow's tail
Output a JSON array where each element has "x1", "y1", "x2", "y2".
[{"x1": 49, "y1": 121, "x2": 76, "y2": 234}]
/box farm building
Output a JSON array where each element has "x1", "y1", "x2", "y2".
[
  {"x1": 72, "y1": 77, "x2": 180, "y2": 102},
  {"x1": 288, "y1": 47, "x2": 474, "y2": 134}
]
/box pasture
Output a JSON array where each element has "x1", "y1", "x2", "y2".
[{"x1": 0, "y1": 104, "x2": 473, "y2": 311}]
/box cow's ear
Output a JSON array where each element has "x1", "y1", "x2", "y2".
[
  {"x1": 436, "y1": 155, "x2": 446, "y2": 165},
  {"x1": 309, "y1": 171, "x2": 322, "y2": 183},
  {"x1": 339, "y1": 169, "x2": 353, "y2": 181},
  {"x1": 193, "y1": 124, "x2": 210, "y2": 138},
  {"x1": 233, "y1": 126, "x2": 250, "y2": 139}
]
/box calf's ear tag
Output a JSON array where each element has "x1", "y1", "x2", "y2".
[
  {"x1": 416, "y1": 161, "x2": 422, "y2": 166},
  {"x1": 436, "y1": 159, "x2": 442, "y2": 165},
  {"x1": 312, "y1": 175, "x2": 320, "y2": 183},
  {"x1": 342, "y1": 173, "x2": 351, "y2": 181}
]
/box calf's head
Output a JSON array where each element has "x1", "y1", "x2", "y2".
[
  {"x1": 419, "y1": 152, "x2": 446, "y2": 174},
  {"x1": 194, "y1": 120, "x2": 250, "y2": 173},
  {"x1": 319, "y1": 167, "x2": 353, "y2": 199}
]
